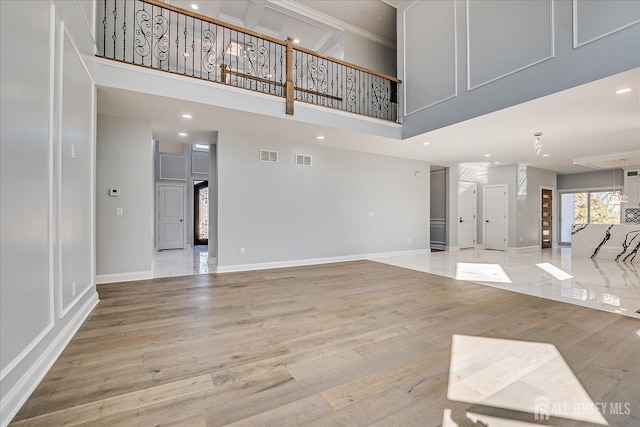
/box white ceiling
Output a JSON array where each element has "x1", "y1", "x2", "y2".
[
  {"x1": 99, "y1": 1, "x2": 639, "y2": 174},
  {"x1": 168, "y1": 0, "x2": 396, "y2": 53}
]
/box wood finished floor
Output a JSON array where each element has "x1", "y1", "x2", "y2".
[{"x1": 11, "y1": 261, "x2": 640, "y2": 426}]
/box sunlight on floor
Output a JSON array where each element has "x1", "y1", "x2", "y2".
[
  {"x1": 446, "y1": 334, "x2": 608, "y2": 425},
  {"x1": 536, "y1": 262, "x2": 573, "y2": 280},
  {"x1": 455, "y1": 263, "x2": 512, "y2": 284}
]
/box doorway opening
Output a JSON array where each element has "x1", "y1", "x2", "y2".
[
  {"x1": 483, "y1": 184, "x2": 508, "y2": 251},
  {"x1": 194, "y1": 180, "x2": 209, "y2": 246}
]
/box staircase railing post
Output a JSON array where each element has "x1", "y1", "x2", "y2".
[{"x1": 285, "y1": 37, "x2": 294, "y2": 115}]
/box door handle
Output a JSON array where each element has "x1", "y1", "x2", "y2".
[
  {"x1": 460, "y1": 217, "x2": 463, "y2": 223},
  {"x1": 180, "y1": 219, "x2": 183, "y2": 222},
  {"x1": 485, "y1": 220, "x2": 490, "y2": 223}
]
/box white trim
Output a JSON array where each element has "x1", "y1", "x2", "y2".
[
  {"x1": 75, "y1": 0, "x2": 96, "y2": 46},
  {"x1": 216, "y1": 249, "x2": 429, "y2": 273},
  {"x1": 466, "y1": 0, "x2": 555, "y2": 91},
  {"x1": 191, "y1": 151, "x2": 209, "y2": 175},
  {"x1": 0, "y1": 292, "x2": 99, "y2": 427},
  {"x1": 507, "y1": 245, "x2": 539, "y2": 252},
  {"x1": 572, "y1": 0, "x2": 640, "y2": 49},
  {"x1": 403, "y1": 0, "x2": 457, "y2": 117},
  {"x1": 95, "y1": 271, "x2": 153, "y2": 284}
]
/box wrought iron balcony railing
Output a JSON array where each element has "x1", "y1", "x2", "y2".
[{"x1": 97, "y1": 0, "x2": 400, "y2": 122}]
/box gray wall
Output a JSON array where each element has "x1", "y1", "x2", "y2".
[
  {"x1": 1, "y1": 1, "x2": 98, "y2": 424},
  {"x1": 216, "y1": 132, "x2": 430, "y2": 268},
  {"x1": 342, "y1": 31, "x2": 397, "y2": 77},
  {"x1": 517, "y1": 166, "x2": 558, "y2": 247},
  {"x1": 557, "y1": 169, "x2": 623, "y2": 190},
  {"x1": 96, "y1": 115, "x2": 153, "y2": 279},
  {"x1": 209, "y1": 144, "x2": 219, "y2": 261},
  {"x1": 398, "y1": 0, "x2": 640, "y2": 137}
]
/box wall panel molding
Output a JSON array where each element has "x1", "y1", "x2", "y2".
[
  {"x1": 403, "y1": 0, "x2": 457, "y2": 116},
  {"x1": 573, "y1": 0, "x2": 640, "y2": 48},
  {"x1": 159, "y1": 154, "x2": 188, "y2": 180},
  {"x1": 192, "y1": 152, "x2": 209, "y2": 175},
  {"x1": 466, "y1": 0, "x2": 555, "y2": 91},
  {"x1": 58, "y1": 21, "x2": 96, "y2": 317},
  {"x1": 0, "y1": 293, "x2": 99, "y2": 427}
]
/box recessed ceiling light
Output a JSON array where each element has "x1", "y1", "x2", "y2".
[
  {"x1": 182, "y1": 113, "x2": 192, "y2": 119},
  {"x1": 542, "y1": 153, "x2": 550, "y2": 157},
  {"x1": 423, "y1": 142, "x2": 430, "y2": 145},
  {"x1": 179, "y1": 132, "x2": 187, "y2": 137},
  {"x1": 191, "y1": 4, "x2": 198, "y2": 10},
  {"x1": 293, "y1": 39, "x2": 300, "y2": 44},
  {"x1": 316, "y1": 135, "x2": 325, "y2": 140},
  {"x1": 494, "y1": 161, "x2": 500, "y2": 165},
  {"x1": 616, "y1": 88, "x2": 631, "y2": 94},
  {"x1": 484, "y1": 154, "x2": 491, "y2": 158}
]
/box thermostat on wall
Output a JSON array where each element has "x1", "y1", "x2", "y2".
[{"x1": 109, "y1": 188, "x2": 120, "y2": 197}]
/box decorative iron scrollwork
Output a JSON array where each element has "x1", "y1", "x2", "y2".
[
  {"x1": 153, "y1": 15, "x2": 169, "y2": 62},
  {"x1": 308, "y1": 61, "x2": 328, "y2": 96},
  {"x1": 202, "y1": 29, "x2": 217, "y2": 73},
  {"x1": 372, "y1": 80, "x2": 389, "y2": 115},
  {"x1": 346, "y1": 71, "x2": 356, "y2": 107},
  {"x1": 134, "y1": 9, "x2": 151, "y2": 57}
]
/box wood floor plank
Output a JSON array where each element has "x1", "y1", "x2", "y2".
[{"x1": 10, "y1": 260, "x2": 640, "y2": 426}]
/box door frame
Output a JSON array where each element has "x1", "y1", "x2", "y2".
[
  {"x1": 483, "y1": 184, "x2": 508, "y2": 251},
  {"x1": 193, "y1": 180, "x2": 209, "y2": 246},
  {"x1": 156, "y1": 183, "x2": 186, "y2": 250},
  {"x1": 458, "y1": 181, "x2": 477, "y2": 249},
  {"x1": 540, "y1": 186, "x2": 555, "y2": 249}
]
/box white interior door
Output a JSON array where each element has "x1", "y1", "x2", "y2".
[
  {"x1": 484, "y1": 185, "x2": 508, "y2": 251},
  {"x1": 158, "y1": 184, "x2": 185, "y2": 250},
  {"x1": 458, "y1": 181, "x2": 477, "y2": 249}
]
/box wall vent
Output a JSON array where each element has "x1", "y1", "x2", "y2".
[
  {"x1": 296, "y1": 154, "x2": 312, "y2": 166},
  {"x1": 260, "y1": 150, "x2": 278, "y2": 163}
]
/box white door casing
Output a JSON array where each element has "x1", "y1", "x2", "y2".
[
  {"x1": 484, "y1": 184, "x2": 508, "y2": 251},
  {"x1": 458, "y1": 181, "x2": 477, "y2": 249},
  {"x1": 157, "y1": 184, "x2": 185, "y2": 250}
]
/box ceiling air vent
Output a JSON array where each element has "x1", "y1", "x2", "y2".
[
  {"x1": 296, "y1": 154, "x2": 312, "y2": 166},
  {"x1": 260, "y1": 149, "x2": 278, "y2": 163}
]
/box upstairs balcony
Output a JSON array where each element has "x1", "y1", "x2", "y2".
[{"x1": 97, "y1": 0, "x2": 401, "y2": 122}]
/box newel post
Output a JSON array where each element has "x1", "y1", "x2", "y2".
[{"x1": 285, "y1": 37, "x2": 294, "y2": 115}]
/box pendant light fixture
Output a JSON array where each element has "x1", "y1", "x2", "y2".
[{"x1": 533, "y1": 132, "x2": 542, "y2": 155}]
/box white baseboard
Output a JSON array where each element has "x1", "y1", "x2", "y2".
[
  {"x1": 95, "y1": 271, "x2": 152, "y2": 284},
  {"x1": 446, "y1": 246, "x2": 460, "y2": 252},
  {"x1": 1, "y1": 292, "x2": 99, "y2": 427},
  {"x1": 216, "y1": 249, "x2": 429, "y2": 273}
]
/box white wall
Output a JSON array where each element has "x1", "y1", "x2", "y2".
[
  {"x1": 398, "y1": 0, "x2": 640, "y2": 137},
  {"x1": 96, "y1": 115, "x2": 153, "y2": 283},
  {"x1": 216, "y1": 132, "x2": 430, "y2": 270},
  {"x1": 557, "y1": 169, "x2": 623, "y2": 190},
  {"x1": 0, "y1": 1, "x2": 98, "y2": 424}
]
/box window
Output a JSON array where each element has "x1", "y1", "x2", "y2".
[
  {"x1": 193, "y1": 144, "x2": 209, "y2": 151},
  {"x1": 560, "y1": 191, "x2": 620, "y2": 243}
]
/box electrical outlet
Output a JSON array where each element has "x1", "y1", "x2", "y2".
[
  {"x1": 240, "y1": 247, "x2": 245, "y2": 255},
  {"x1": 116, "y1": 207, "x2": 123, "y2": 216}
]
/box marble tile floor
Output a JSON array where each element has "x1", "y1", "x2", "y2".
[
  {"x1": 372, "y1": 246, "x2": 640, "y2": 319},
  {"x1": 152, "y1": 245, "x2": 211, "y2": 278}
]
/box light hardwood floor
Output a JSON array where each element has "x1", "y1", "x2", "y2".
[{"x1": 11, "y1": 261, "x2": 640, "y2": 426}]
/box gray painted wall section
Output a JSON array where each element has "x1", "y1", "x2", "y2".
[
  {"x1": 517, "y1": 166, "x2": 558, "y2": 247},
  {"x1": 216, "y1": 132, "x2": 430, "y2": 267},
  {"x1": 557, "y1": 169, "x2": 623, "y2": 190},
  {"x1": 1, "y1": 1, "x2": 98, "y2": 424},
  {"x1": 342, "y1": 31, "x2": 397, "y2": 77},
  {"x1": 96, "y1": 115, "x2": 153, "y2": 276},
  {"x1": 399, "y1": 0, "x2": 640, "y2": 136}
]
